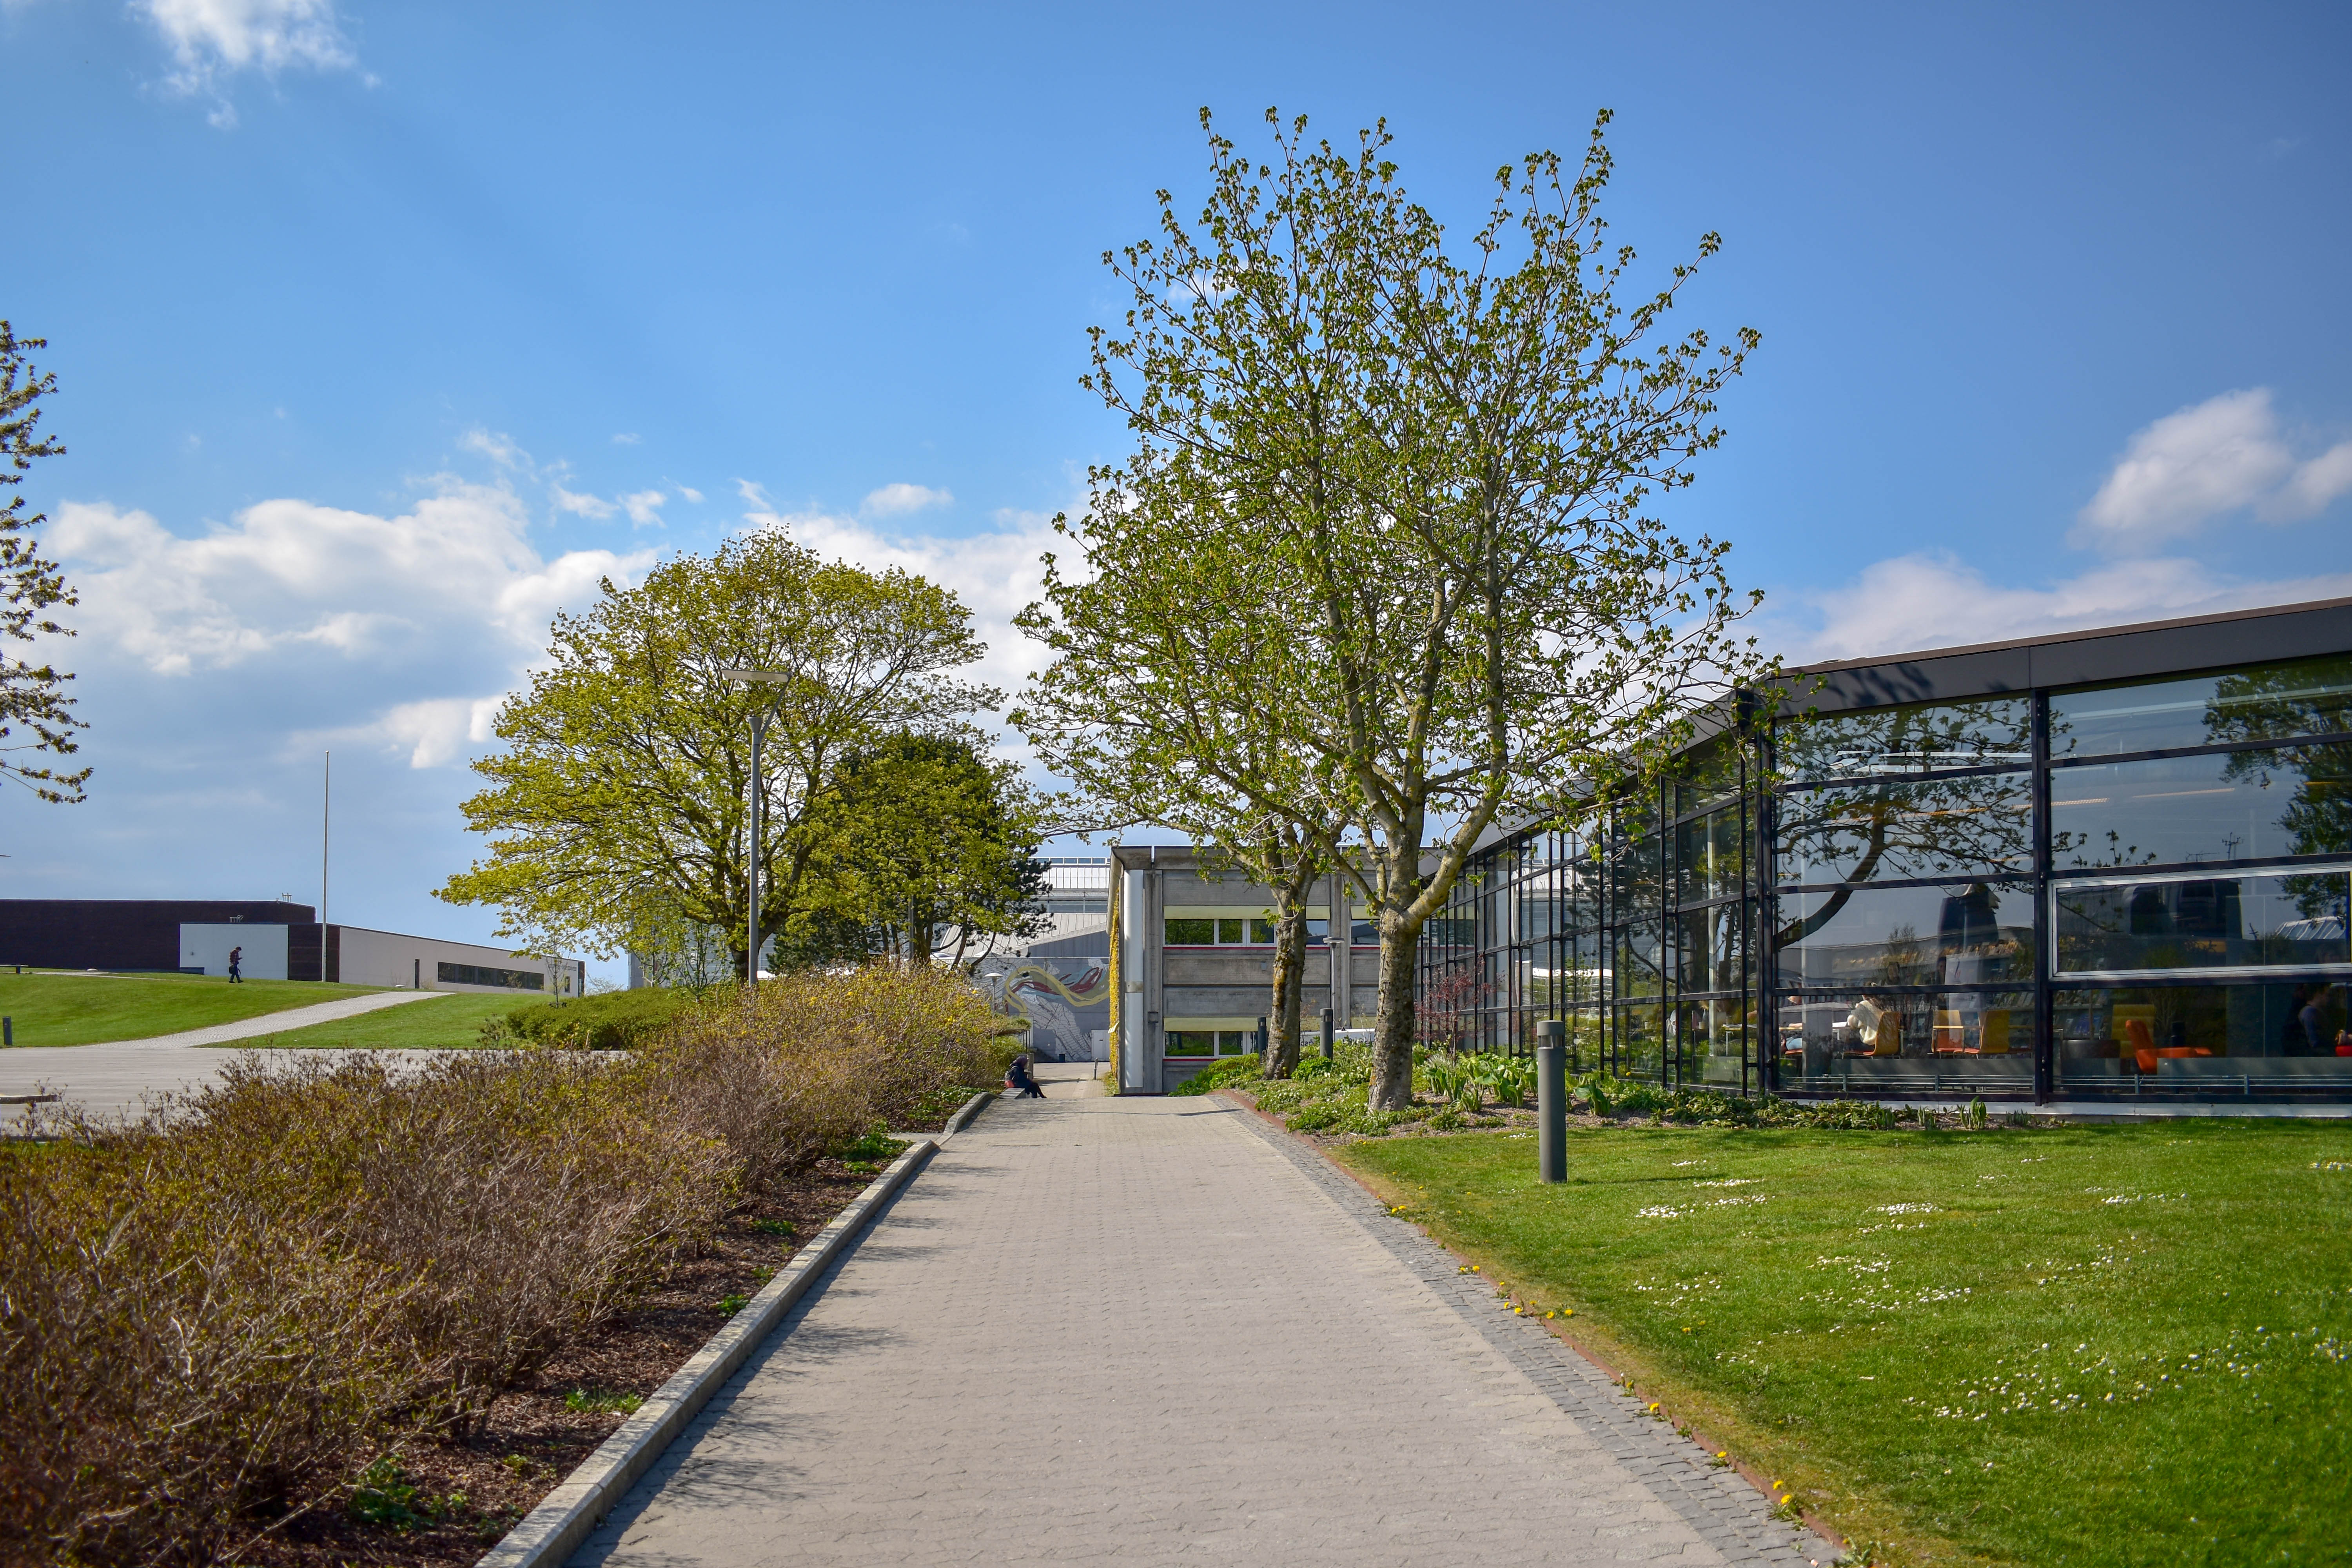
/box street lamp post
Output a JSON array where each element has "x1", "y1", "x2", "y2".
[{"x1": 719, "y1": 667, "x2": 790, "y2": 987}]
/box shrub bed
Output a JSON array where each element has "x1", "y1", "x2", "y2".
[
  {"x1": 0, "y1": 964, "x2": 1013, "y2": 1568},
  {"x1": 1225, "y1": 1046, "x2": 1941, "y2": 1140},
  {"x1": 490, "y1": 987, "x2": 700, "y2": 1051}
]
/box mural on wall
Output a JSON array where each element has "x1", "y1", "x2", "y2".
[{"x1": 975, "y1": 956, "x2": 1111, "y2": 1062}]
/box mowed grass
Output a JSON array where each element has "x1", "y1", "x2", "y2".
[
  {"x1": 240, "y1": 990, "x2": 556, "y2": 1049},
  {"x1": 0, "y1": 971, "x2": 387, "y2": 1047},
  {"x1": 1337, "y1": 1121, "x2": 2352, "y2": 1568}
]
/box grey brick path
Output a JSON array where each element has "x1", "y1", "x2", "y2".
[{"x1": 568, "y1": 1093, "x2": 1842, "y2": 1567}]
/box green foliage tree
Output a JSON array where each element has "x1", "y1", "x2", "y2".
[
  {"x1": 1035, "y1": 108, "x2": 1773, "y2": 1110},
  {"x1": 439, "y1": 533, "x2": 996, "y2": 976},
  {"x1": 797, "y1": 729, "x2": 1051, "y2": 968},
  {"x1": 0, "y1": 323, "x2": 87, "y2": 804}
]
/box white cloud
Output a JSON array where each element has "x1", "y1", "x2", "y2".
[
  {"x1": 734, "y1": 494, "x2": 1061, "y2": 708},
  {"x1": 139, "y1": 0, "x2": 356, "y2": 124},
  {"x1": 551, "y1": 484, "x2": 617, "y2": 520},
  {"x1": 861, "y1": 482, "x2": 953, "y2": 517},
  {"x1": 611, "y1": 432, "x2": 641, "y2": 445},
  {"x1": 620, "y1": 490, "x2": 666, "y2": 527},
  {"x1": 675, "y1": 484, "x2": 704, "y2": 504},
  {"x1": 459, "y1": 426, "x2": 527, "y2": 470},
  {"x1": 2075, "y1": 388, "x2": 2352, "y2": 549},
  {"x1": 49, "y1": 480, "x2": 655, "y2": 764},
  {"x1": 2277, "y1": 439, "x2": 2352, "y2": 519},
  {"x1": 1780, "y1": 549, "x2": 2352, "y2": 664}
]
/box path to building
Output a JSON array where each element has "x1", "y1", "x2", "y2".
[
  {"x1": 0, "y1": 991, "x2": 447, "y2": 1122},
  {"x1": 570, "y1": 1093, "x2": 1834, "y2": 1568}
]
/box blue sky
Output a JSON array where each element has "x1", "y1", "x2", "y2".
[{"x1": 4, "y1": 0, "x2": 2349, "y2": 971}]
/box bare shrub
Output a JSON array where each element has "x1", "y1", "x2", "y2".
[
  {"x1": 0, "y1": 1141, "x2": 420, "y2": 1567},
  {"x1": 639, "y1": 964, "x2": 1008, "y2": 1187},
  {"x1": 0, "y1": 965, "x2": 996, "y2": 1564}
]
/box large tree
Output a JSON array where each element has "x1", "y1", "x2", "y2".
[
  {"x1": 0, "y1": 323, "x2": 87, "y2": 805},
  {"x1": 797, "y1": 729, "x2": 1051, "y2": 969},
  {"x1": 1050, "y1": 109, "x2": 1773, "y2": 1109},
  {"x1": 1015, "y1": 483, "x2": 1347, "y2": 1078},
  {"x1": 439, "y1": 532, "x2": 996, "y2": 976}
]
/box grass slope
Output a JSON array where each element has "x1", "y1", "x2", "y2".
[
  {"x1": 1336, "y1": 1121, "x2": 2352, "y2": 1568},
  {"x1": 0, "y1": 971, "x2": 387, "y2": 1047},
  {"x1": 239, "y1": 991, "x2": 557, "y2": 1049}
]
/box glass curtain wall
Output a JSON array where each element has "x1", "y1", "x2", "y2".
[
  {"x1": 2043, "y1": 655, "x2": 2352, "y2": 1095},
  {"x1": 1769, "y1": 695, "x2": 2039, "y2": 1096},
  {"x1": 1421, "y1": 649, "x2": 2352, "y2": 1103},
  {"x1": 1417, "y1": 733, "x2": 1760, "y2": 1093}
]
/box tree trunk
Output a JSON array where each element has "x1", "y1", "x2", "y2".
[
  {"x1": 1265, "y1": 903, "x2": 1307, "y2": 1078},
  {"x1": 1368, "y1": 902, "x2": 1421, "y2": 1110}
]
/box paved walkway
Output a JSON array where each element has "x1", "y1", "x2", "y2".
[
  {"x1": 570, "y1": 1094, "x2": 1835, "y2": 1567},
  {"x1": 0, "y1": 993, "x2": 450, "y2": 1123}
]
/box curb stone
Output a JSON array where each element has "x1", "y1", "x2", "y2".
[
  {"x1": 943, "y1": 1088, "x2": 994, "y2": 1136},
  {"x1": 1214, "y1": 1093, "x2": 1847, "y2": 1568},
  {"x1": 473, "y1": 1138, "x2": 938, "y2": 1568}
]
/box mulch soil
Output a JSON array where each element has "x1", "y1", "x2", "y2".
[{"x1": 245, "y1": 1158, "x2": 881, "y2": 1567}]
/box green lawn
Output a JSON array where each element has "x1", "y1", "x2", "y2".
[
  {"x1": 0, "y1": 971, "x2": 388, "y2": 1047},
  {"x1": 239, "y1": 990, "x2": 554, "y2": 1049},
  {"x1": 1336, "y1": 1120, "x2": 2352, "y2": 1568}
]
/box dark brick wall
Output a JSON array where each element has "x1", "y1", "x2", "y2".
[{"x1": 0, "y1": 900, "x2": 316, "y2": 972}]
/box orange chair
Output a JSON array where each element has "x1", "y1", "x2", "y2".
[{"x1": 2124, "y1": 1018, "x2": 2157, "y2": 1074}]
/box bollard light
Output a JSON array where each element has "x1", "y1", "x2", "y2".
[
  {"x1": 1536, "y1": 1019, "x2": 1568, "y2": 1183},
  {"x1": 1320, "y1": 1005, "x2": 1335, "y2": 1062}
]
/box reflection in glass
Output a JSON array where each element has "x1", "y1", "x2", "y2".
[
  {"x1": 2054, "y1": 984, "x2": 2352, "y2": 1076},
  {"x1": 1675, "y1": 998, "x2": 1752, "y2": 1087},
  {"x1": 1615, "y1": 919, "x2": 1664, "y2": 1000},
  {"x1": 1776, "y1": 990, "x2": 2033, "y2": 1081},
  {"x1": 2050, "y1": 746, "x2": 2352, "y2": 868},
  {"x1": 1775, "y1": 773, "x2": 2031, "y2": 886},
  {"x1": 1674, "y1": 903, "x2": 1749, "y2": 994},
  {"x1": 1672, "y1": 732, "x2": 1744, "y2": 816},
  {"x1": 1674, "y1": 805, "x2": 1748, "y2": 902},
  {"x1": 2052, "y1": 868, "x2": 2351, "y2": 976},
  {"x1": 2050, "y1": 653, "x2": 2352, "y2": 759},
  {"x1": 1778, "y1": 696, "x2": 2031, "y2": 782},
  {"x1": 1613, "y1": 1004, "x2": 1664, "y2": 1080},
  {"x1": 1776, "y1": 882, "x2": 2033, "y2": 989}
]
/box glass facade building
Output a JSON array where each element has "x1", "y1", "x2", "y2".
[{"x1": 1418, "y1": 597, "x2": 2352, "y2": 1105}]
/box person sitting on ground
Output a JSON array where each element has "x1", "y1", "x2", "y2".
[{"x1": 1007, "y1": 1054, "x2": 1046, "y2": 1098}]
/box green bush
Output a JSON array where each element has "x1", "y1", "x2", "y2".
[
  {"x1": 1169, "y1": 1055, "x2": 1267, "y2": 1096},
  {"x1": 492, "y1": 987, "x2": 701, "y2": 1050}
]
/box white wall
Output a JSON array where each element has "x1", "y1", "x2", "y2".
[
  {"x1": 335, "y1": 925, "x2": 583, "y2": 995},
  {"x1": 179, "y1": 923, "x2": 288, "y2": 980},
  {"x1": 176, "y1": 922, "x2": 581, "y2": 995}
]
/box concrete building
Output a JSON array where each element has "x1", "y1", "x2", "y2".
[
  {"x1": 0, "y1": 897, "x2": 579, "y2": 996},
  {"x1": 1108, "y1": 845, "x2": 1379, "y2": 1093},
  {"x1": 1016, "y1": 857, "x2": 1111, "y2": 951},
  {"x1": 178, "y1": 921, "x2": 583, "y2": 995},
  {"x1": 0, "y1": 898, "x2": 314, "y2": 971}
]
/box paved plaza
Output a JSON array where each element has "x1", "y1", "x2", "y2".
[
  {"x1": 570, "y1": 1093, "x2": 1833, "y2": 1567},
  {"x1": 0, "y1": 991, "x2": 446, "y2": 1123}
]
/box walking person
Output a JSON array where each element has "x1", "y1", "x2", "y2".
[
  {"x1": 1006, "y1": 1054, "x2": 1046, "y2": 1098},
  {"x1": 227, "y1": 945, "x2": 243, "y2": 984}
]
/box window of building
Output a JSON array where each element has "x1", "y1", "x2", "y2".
[
  {"x1": 1164, "y1": 916, "x2": 1283, "y2": 946},
  {"x1": 437, "y1": 960, "x2": 545, "y2": 991},
  {"x1": 2049, "y1": 653, "x2": 2352, "y2": 759},
  {"x1": 1164, "y1": 1028, "x2": 1256, "y2": 1058}
]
